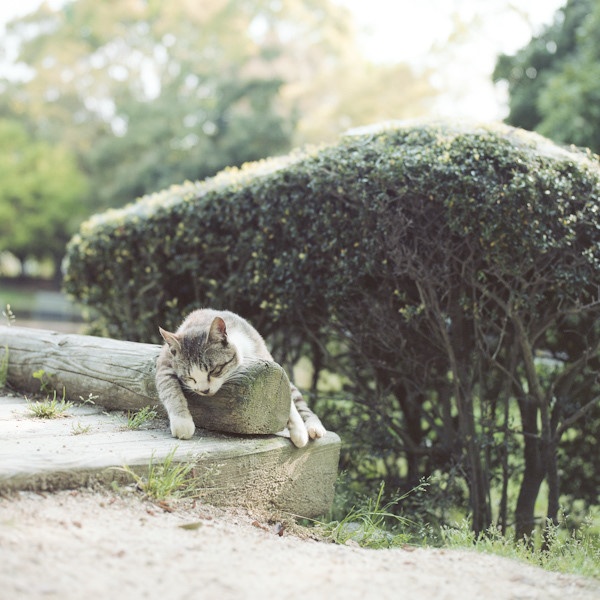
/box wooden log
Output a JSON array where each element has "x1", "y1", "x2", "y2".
[{"x1": 0, "y1": 326, "x2": 290, "y2": 435}]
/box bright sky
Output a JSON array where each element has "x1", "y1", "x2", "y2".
[
  {"x1": 0, "y1": 0, "x2": 62, "y2": 25},
  {"x1": 337, "y1": 0, "x2": 565, "y2": 119},
  {"x1": 339, "y1": 0, "x2": 564, "y2": 62},
  {"x1": 0, "y1": 0, "x2": 566, "y2": 120}
]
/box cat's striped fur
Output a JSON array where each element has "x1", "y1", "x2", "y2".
[{"x1": 155, "y1": 308, "x2": 326, "y2": 447}]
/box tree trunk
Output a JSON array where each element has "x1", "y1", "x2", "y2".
[
  {"x1": 417, "y1": 281, "x2": 491, "y2": 534},
  {"x1": 398, "y1": 389, "x2": 424, "y2": 488},
  {"x1": 515, "y1": 398, "x2": 545, "y2": 540},
  {"x1": 451, "y1": 354, "x2": 491, "y2": 534},
  {"x1": 542, "y1": 437, "x2": 560, "y2": 549},
  {"x1": 462, "y1": 406, "x2": 491, "y2": 534}
]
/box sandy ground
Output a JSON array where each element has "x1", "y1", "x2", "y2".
[{"x1": 0, "y1": 490, "x2": 597, "y2": 600}]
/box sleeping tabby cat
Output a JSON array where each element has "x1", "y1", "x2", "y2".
[{"x1": 155, "y1": 308, "x2": 326, "y2": 447}]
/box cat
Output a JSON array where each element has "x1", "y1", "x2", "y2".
[{"x1": 155, "y1": 308, "x2": 326, "y2": 448}]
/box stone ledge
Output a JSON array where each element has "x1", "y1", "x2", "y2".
[{"x1": 0, "y1": 394, "x2": 340, "y2": 518}]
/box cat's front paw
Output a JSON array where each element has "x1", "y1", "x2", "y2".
[
  {"x1": 305, "y1": 416, "x2": 326, "y2": 440},
  {"x1": 289, "y1": 424, "x2": 309, "y2": 448},
  {"x1": 170, "y1": 415, "x2": 196, "y2": 440}
]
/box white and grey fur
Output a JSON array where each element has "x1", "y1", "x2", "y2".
[{"x1": 155, "y1": 308, "x2": 326, "y2": 447}]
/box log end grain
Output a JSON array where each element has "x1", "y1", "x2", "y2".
[{"x1": 185, "y1": 359, "x2": 290, "y2": 435}]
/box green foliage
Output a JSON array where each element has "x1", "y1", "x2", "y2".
[
  {"x1": 64, "y1": 120, "x2": 600, "y2": 535},
  {"x1": 0, "y1": 0, "x2": 437, "y2": 273},
  {"x1": 1, "y1": 0, "x2": 436, "y2": 220},
  {"x1": 494, "y1": 0, "x2": 600, "y2": 152},
  {"x1": 87, "y1": 78, "x2": 292, "y2": 210},
  {"x1": 558, "y1": 404, "x2": 600, "y2": 509},
  {"x1": 64, "y1": 121, "x2": 600, "y2": 336},
  {"x1": 320, "y1": 476, "x2": 599, "y2": 579},
  {"x1": 32, "y1": 369, "x2": 56, "y2": 395},
  {"x1": 0, "y1": 119, "x2": 88, "y2": 273}
]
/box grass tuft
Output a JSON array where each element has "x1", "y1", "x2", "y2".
[
  {"x1": 1, "y1": 304, "x2": 14, "y2": 388},
  {"x1": 320, "y1": 482, "x2": 417, "y2": 549},
  {"x1": 25, "y1": 390, "x2": 73, "y2": 418},
  {"x1": 0, "y1": 345, "x2": 8, "y2": 388},
  {"x1": 71, "y1": 421, "x2": 92, "y2": 435},
  {"x1": 115, "y1": 447, "x2": 200, "y2": 501},
  {"x1": 124, "y1": 405, "x2": 158, "y2": 430}
]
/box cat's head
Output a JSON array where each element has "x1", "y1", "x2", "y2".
[{"x1": 159, "y1": 316, "x2": 240, "y2": 396}]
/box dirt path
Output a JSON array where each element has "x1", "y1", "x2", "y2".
[{"x1": 0, "y1": 490, "x2": 597, "y2": 600}]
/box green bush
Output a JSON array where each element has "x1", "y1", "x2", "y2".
[
  {"x1": 64, "y1": 120, "x2": 600, "y2": 534},
  {"x1": 64, "y1": 122, "x2": 600, "y2": 338}
]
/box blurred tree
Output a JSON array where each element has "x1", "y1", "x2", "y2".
[
  {"x1": 0, "y1": 119, "x2": 88, "y2": 276},
  {"x1": 494, "y1": 0, "x2": 600, "y2": 152},
  {"x1": 1, "y1": 0, "x2": 300, "y2": 209},
  {"x1": 86, "y1": 72, "x2": 293, "y2": 207},
  {"x1": 0, "y1": 0, "x2": 436, "y2": 211}
]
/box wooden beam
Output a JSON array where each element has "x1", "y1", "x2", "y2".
[{"x1": 0, "y1": 326, "x2": 290, "y2": 435}]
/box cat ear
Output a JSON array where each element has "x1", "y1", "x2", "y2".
[
  {"x1": 159, "y1": 327, "x2": 182, "y2": 354},
  {"x1": 209, "y1": 317, "x2": 227, "y2": 343}
]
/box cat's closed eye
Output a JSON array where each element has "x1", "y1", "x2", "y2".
[
  {"x1": 185, "y1": 376, "x2": 197, "y2": 385},
  {"x1": 210, "y1": 357, "x2": 235, "y2": 378}
]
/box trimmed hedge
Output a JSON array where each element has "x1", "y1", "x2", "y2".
[
  {"x1": 64, "y1": 120, "x2": 600, "y2": 531},
  {"x1": 64, "y1": 120, "x2": 600, "y2": 342}
]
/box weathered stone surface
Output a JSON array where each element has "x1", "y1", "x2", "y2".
[{"x1": 0, "y1": 394, "x2": 341, "y2": 517}]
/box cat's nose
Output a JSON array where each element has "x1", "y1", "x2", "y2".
[{"x1": 200, "y1": 389, "x2": 210, "y2": 395}]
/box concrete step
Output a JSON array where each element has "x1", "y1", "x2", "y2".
[{"x1": 0, "y1": 394, "x2": 340, "y2": 518}]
